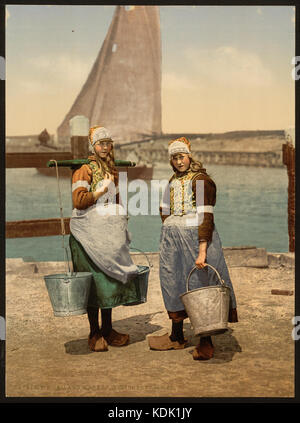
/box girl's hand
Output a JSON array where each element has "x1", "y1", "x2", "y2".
[
  {"x1": 195, "y1": 240, "x2": 207, "y2": 269},
  {"x1": 104, "y1": 173, "x2": 114, "y2": 182},
  {"x1": 93, "y1": 173, "x2": 114, "y2": 201},
  {"x1": 101, "y1": 173, "x2": 114, "y2": 189},
  {"x1": 195, "y1": 252, "x2": 207, "y2": 269}
]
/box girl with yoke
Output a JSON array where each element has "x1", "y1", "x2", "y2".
[
  {"x1": 69, "y1": 126, "x2": 140, "y2": 352},
  {"x1": 148, "y1": 137, "x2": 238, "y2": 360}
]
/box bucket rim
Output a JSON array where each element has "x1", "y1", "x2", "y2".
[
  {"x1": 137, "y1": 265, "x2": 150, "y2": 273},
  {"x1": 44, "y1": 272, "x2": 93, "y2": 279},
  {"x1": 180, "y1": 284, "x2": 230, "y2": 298}
]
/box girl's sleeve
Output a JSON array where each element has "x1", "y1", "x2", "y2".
[
  {"x1": 159, "y1": 177, "x2": 172, "y2": 223},
  {"x1": 192, "y1": 174, "x2": 216, "y2": 242},
  {"x1": 72, "y1": 164, "x2": 96, "y2": 210}
]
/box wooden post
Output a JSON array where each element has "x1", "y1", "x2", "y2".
[
  {"x1": 69, "y1": 135, "x2": 88, "y2": 215},
  {"x1": 71, "y1": 136, "x2": 89, "y2": 159},
  {"x1": 282, "y1": 142, "x2": 295, "y2": 252}
]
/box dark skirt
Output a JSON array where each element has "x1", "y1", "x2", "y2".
[{"x1": 69, "y1": 233, "x2": 145, "y2": 309}]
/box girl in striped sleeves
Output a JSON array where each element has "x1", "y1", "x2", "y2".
[
  {"x1": 69, "y1": 126, "x2": 139, "y2": 352},
  {"x1": 148, "y1": 137, "x2": 238, "y2": 360}
]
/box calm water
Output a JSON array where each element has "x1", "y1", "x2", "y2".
[{"x1": 6, "y1": 164, "x2": 289, "y2": 261}]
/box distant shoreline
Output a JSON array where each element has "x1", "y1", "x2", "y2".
[
  {"x1": 6, "y1": 130, "x2": 287, "y2": 168},
  {"x1": 5, "y1": 129, "x2": 285, "y2": 140}
]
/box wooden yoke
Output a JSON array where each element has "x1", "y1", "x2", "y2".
[{"x1": 6, "y1": 134, "x2": 136, "y2": 238}]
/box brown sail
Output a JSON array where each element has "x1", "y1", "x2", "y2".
[{"x1": 57, "y1": 5, "x2": 162, "y2": 144}]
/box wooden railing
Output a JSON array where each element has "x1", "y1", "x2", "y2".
[
  {"x1": 6, "y1": 136, "x2": 294, "y2": 252},
  {"x1": 6, "y1": 218, "x2": 71, "y2": 238},
  {"x1": 282, "y1": 142, "x2": 295, "y2": 252},
  {"x1": 6, "y1": 152, "x2": 73, "y2": 168}
]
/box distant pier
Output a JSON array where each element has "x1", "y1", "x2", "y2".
[
  {"x1": 116, "y1": 130, "x2": 285, "y2": 168},
  {"x1": 117, "y1": 147, "x2": 283, "y2": 168},
  {"x1": 6, "y1": 130, "x2": 286, "y2": 168}
]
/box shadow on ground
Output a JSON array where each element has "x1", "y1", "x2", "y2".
[
  {"x1": 64, "y1": 312, "x2": 163, "y2": 355},
  {"x1": 184, "y1": 323, "x2": 242, "y2": 363}
]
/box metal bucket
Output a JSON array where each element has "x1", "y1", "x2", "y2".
[
  {"x1": 124, "y1": 265, "x2": 150, "y2": 306},
  {"x1": 124, "y1": 248, "x2": 152, "y2": 306},
  {"x1": 44, "y1": 272, "x2": 92, "y2": 317},
  {"x1": 180, "y1": 264, "x2": 230, "y2": 336},
  {"x1": 45, "y1": 161, "x2": 93, "y2": 317}
]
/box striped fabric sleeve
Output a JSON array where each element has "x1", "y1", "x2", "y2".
[
  {"x1": 192, "y1": 175, "x2": 216, "y2": 243},
  {"x1": 72, "y1": 164, "x2": 95, "y2": 210}
]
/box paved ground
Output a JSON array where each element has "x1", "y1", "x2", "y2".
[{"x1": 5, "y1": 250, "x2": 295, "y2": 398}]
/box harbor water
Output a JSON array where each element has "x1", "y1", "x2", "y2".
[{"x1": 6, "y1": 164, "x2": 289, "y2": 262}]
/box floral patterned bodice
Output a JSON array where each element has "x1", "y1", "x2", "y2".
[
  {"x1": 169, "y1": 169, "x2": 198, "y2": 215},
  {"x1": 89, "y1": 161, "x2": 115, "y2": 204},
  {"x1": 89, "y1": 161, "x2": 105, "y2": 193}
]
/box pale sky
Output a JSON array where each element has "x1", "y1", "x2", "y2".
[{"x1": 5, "y1": 5, "x2": 295, "y2": 136}]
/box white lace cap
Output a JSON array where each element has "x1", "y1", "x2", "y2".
[
  {"x1": 168, "y1": 140, "x2": 190, "y2": 158},
  {"x1": 91, "y1": 127, "x2": 112, "y2": 145}
]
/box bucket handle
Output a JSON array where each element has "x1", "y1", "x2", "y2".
[
  {"x1": 130, "y1": 246, "x2": 153, "y2": 268},
  {"x1": 186, "y1": 264, "x2": 225, "y2": 293}
]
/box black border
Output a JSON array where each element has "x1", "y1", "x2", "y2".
[
  {"x1": 0, "y1": 1, "x2": 5, "y2": 406},
  {"x1": 0, "y1": 0, "x2": 299, "y2": 409}
]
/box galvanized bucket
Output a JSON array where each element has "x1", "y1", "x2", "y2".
[
  {"x1": 44, "y1": 272, "x2": 92, "y2": 317},
  {"x1": 123, "y1": 265, "x2": 150, "y2": 306},
  {"x1": 180, "y1": 264, "x2": 230, "y2": 336},
  {"x1": 44, "y1": 159, "x2": 93, "y2": 317},
  {"x1": 124, "y1": 248, "x2": 153, "y2": 306}
]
